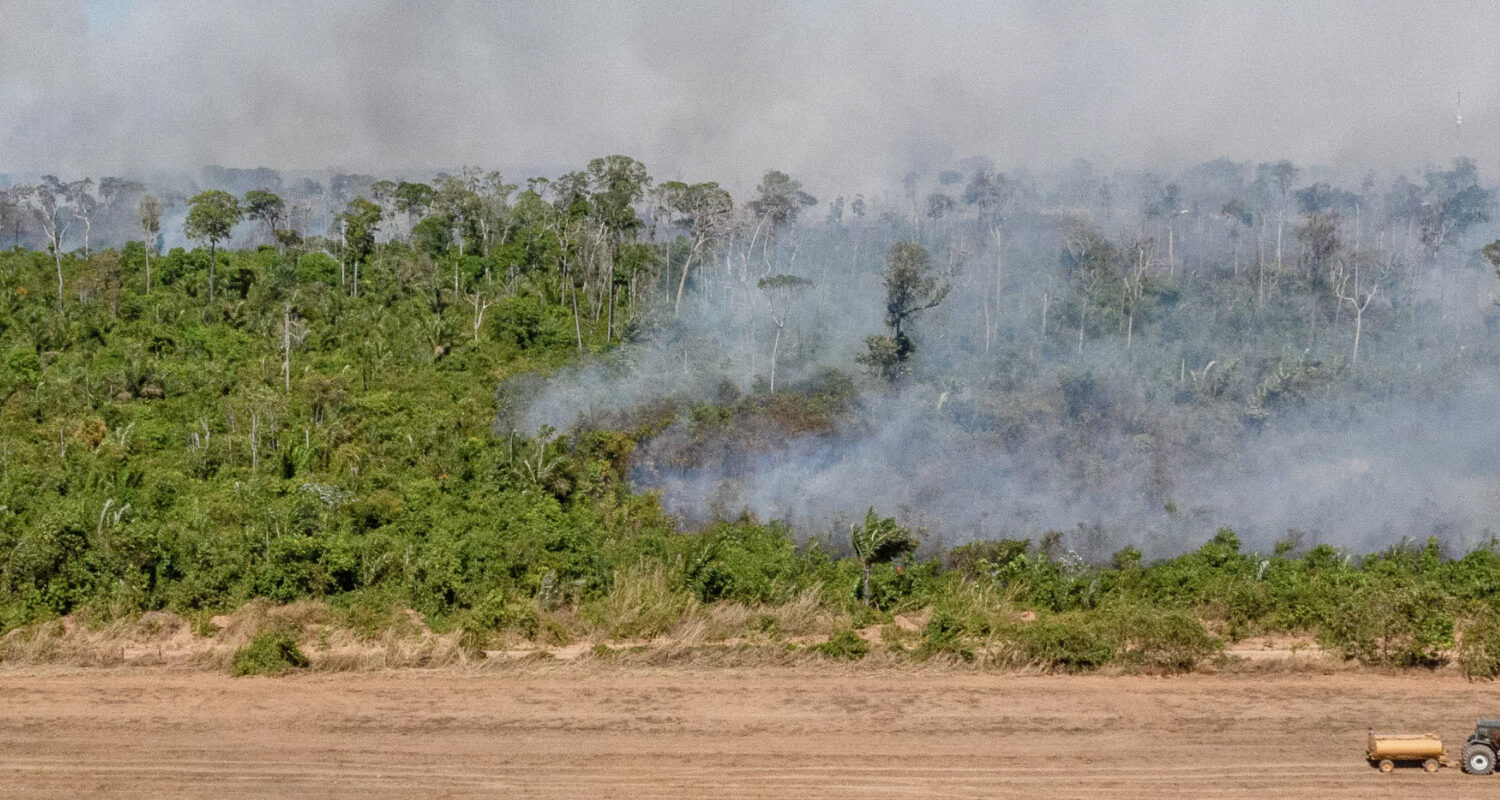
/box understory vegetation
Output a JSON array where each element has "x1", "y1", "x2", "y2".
[{"x1": 5, "y1": 155, "x2": 1500, "y2": 676}]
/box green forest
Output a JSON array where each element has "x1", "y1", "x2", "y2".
[{"x1": 5, "y1": 155, "x2": 1500, "y2": 675}]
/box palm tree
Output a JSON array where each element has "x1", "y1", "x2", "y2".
[{"x1": 851, "y1": 508, "x2": 917, "y2": 607}]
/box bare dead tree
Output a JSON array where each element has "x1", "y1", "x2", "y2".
[
  {"x1": 66, "y1": 179, "x2": 96, "y2": 258},
  {"x1": 1334, "y1": 258, "x2": 1380, "y2": 367},
  {"x1": 465, "y1": 292, "x2": 497, "y2": 342},
  {"x1": 15, "y1": 177, "x2": 72, "y2": 304},
  {"x1": 757, "y1": 274, "x2": 812, "y2": 393}
]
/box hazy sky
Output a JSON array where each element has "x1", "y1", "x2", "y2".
[{"x1": 4, "y1": 0, "x2": 1499, "y2": 193}]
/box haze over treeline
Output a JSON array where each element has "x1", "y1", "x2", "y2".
[
  {"x1": 9, "y1": 1, "x2": 1500, "y2": 563},
  {"x1": 13, "y1": 146, "x2": 1500, "y2": 556},
  {"x1": 6, "y1": 0, "x2": 1500, "y2": 191}
]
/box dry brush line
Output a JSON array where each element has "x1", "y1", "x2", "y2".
[
  {"x1": 0, "y1": 600, "x2": 471, "y2": 673},
  {"x1": 0, "y1": 590, "x2": 1354, "y2": 677}
]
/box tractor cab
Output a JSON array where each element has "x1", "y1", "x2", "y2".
[{"x1": 1462, "y1": 719, "x2": 1500, "y2": 774}]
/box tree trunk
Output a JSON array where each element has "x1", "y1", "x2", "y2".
[
  {"x1": 982, "y1": 296, "x2": 992, "y2": 355},
  {"x1": 209, "y1": 241, "x2": 216, "y2": 303},
  {"x1": 769, "y1": 323, "x2": 782, "y2": 394},
  {"x1": 1167, "y1": 225, "x2": 1175, "y2": 276},
  {"x1": 1351, "y1": 311, "x2": 1363, "y2": 366},
  {"x1": 606, "y1": 283, "x2": 616, "y2": 343},
  {"x1": 1256, "y1": 218, "x2": 1266, "y2": 308},
  {"x1": 570, "y1": 280, "x2": 584, "y2": 355},
  {"x1": 54, "y1": 245, "x2": 64, "y2": 305},
  {"x1": 861, "y1": 564, "x2": 871, "y2": 607},
  {"x1": 1275, "y1": 211, "x2": 1284, "y2": 274},
  {"x1": 675, "y1": 238, "x2": 704, "y2": 316},
  {"x1": 283, "y1": 304, "x2": 292, "y2": 394},
  {"x1": 990, "y1": 225, "x2": 1003, "y2": 353}
]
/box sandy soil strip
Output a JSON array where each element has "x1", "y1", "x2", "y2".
[{"x1": 2, "y1": 668, "x2": 1499, "y2": 798}]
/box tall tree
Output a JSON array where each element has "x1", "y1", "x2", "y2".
[
  {"x1": 184, "y1": 190, "x2": 242, "y2": 303},
  {"x1": 858, "y1": 241, "x2": 950, "y2": 380},
  {"x1": 340, "y1": 198, "x2": 382, "y2": 298},
  {"x1": 15, "y1": 176, "x2": 71, "y2": 304},
  {"x1": 748, "y1": 170, "x2": 816, "y2": 233},
  {"x1": 393, "y1": 181, "x2": 435, "y2": 241},
  {"x1": 660, "y1": 181, "x2": 735, "y2": 315},
  {"x1": 1255, "y1": 160, "x2": 1299, "y2": 274},
  {"x1": 757, "y1": 273, "x2": 812, "y2": 393},
  {"x1": 431, "y1": 176, "x2": 480, "y2": 257},
  {"x1": 243, "y1": 189, "x2": 287, "y2": 247},
  {"x1": 65, "y1": 179, "x2": 97, "y2": 257},
  {"x1": 746, "y1": 170, "x2": 816, "y2": 271},
  {"x1": 586, "y1": 155, "x2": 651, "y2": 239},
  {"x1": 471, "y1": 172, "x2": 517, "y2": 256},
  {"x1": 138, "y1": 194, "x2": 161, "y2": 294}
]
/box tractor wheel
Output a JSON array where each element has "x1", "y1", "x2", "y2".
[
  {"x1": 1464, "y1": 743, "x2": 1496, "y2": 775},
  {"x1": 1378, "y1": 759, "x2": 1394, "y2": 773},
  {"x1": 1423, "y1": 758, "x2": 1439, "y2": 773}
]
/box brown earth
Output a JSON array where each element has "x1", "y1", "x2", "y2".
[{"x1": 3, "y1": 667, "x2": 1500, "y2": 799}]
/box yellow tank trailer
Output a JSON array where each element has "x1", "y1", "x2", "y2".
[{"x1": 1367, "y1": 731, "x2": 1449, "y2": 773}]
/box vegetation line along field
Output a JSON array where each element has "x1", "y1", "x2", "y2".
[{"x1": 5, "y1": 155, "x2": 1500, "y2": 677}]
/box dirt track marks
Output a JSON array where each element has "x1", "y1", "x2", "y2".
[{"x1": 3, "y1": 669, "x2": 1499, "y2": 798}]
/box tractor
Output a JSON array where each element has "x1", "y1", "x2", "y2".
[{"x1": 1462, "y1": 719, "x2": 1500, "y2": 775}]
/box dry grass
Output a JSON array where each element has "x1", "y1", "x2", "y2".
[
  {"x1": 581, "y1": 563, "x2": 700, "y2": 640},
  {"x1": 0, "y1": 600, "x2": 469, "y2": 673},
  {"x1": 0, "y1": 586, "x2": 1404, "y2": 677}
]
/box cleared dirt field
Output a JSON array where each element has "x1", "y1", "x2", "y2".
[{"x1": 3, "y1": 667, "x2": 1500, "y2": 798}]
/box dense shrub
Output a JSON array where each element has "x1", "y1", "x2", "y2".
[
  {"x1": 1321, "y1": 581, "x2": 1454, "y2": 668},
  {"x1": 231, "y1": 631, "x2": 310, "y2": 676},
  {"x1": 1009, "y1": 617, "x2": 1114, "y2": 673},
  {"x1": 919, "y1": 608, "x2": 991, "y2": 661},
  {"x1": 1457, "y1": 614, "x2": 1500, "y2": 680},
  {"x1": 1105, "y1": 606, "x2": 1219, "y2": 674},
  {"x1": 948, "y1": 539, "x2": 1029, "y2": 580},
  {"x1": 815, "y1": 629, "x2": 869, "y2": 661},
  {"x1": 863, "y1": 560, "x2": 941, "y2": 611},
  {"x1": 684, "y1": 521, "x2": 805, "y2": 604},
  {"x1": 459, "y1": 588, "x2": 540, "y2": 651}
]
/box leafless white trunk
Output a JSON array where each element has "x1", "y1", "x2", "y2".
[{"x1": 466, "y1": 292, "x2": 496, "y2": 341}]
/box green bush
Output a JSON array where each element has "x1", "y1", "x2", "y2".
[
  {"x1": 459, "y1": 589, "x2": 539, "y2": 652},
  {"x1": 1106, "y1": 606, "x2": 1219, "y2": 674},
  {"x1": 863, "y1": 560, "x2": 940, "y2": 611},
  {"x1": 1458, "y1": 614, "x2": 1500, "y2": 680},
  {"x1": 815, "y1": 629, "x2": 869, "y2": 661},
  {"x1": 1010, "y1": 617, "x2": 1114, "y2": 673},
  {"x1": 1321, "y1": 582, "x2": 1453, "y2": 668},
  {"x1": 918, "y1": 608, "x2": 990, "y2": 661},
  {"x1": 685, "y1": 520, "x2": 804, "y2": 604},
  {"x1": 231, "y1": 631, "x2": 310, "y2": 676},
  {"x1": 948, "y1": 539, "x2": 1030, "y2": 579}
]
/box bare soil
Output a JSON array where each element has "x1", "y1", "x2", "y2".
[{"x1": 2, "y1": 667, "x2": 1499, "y2": 798}]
